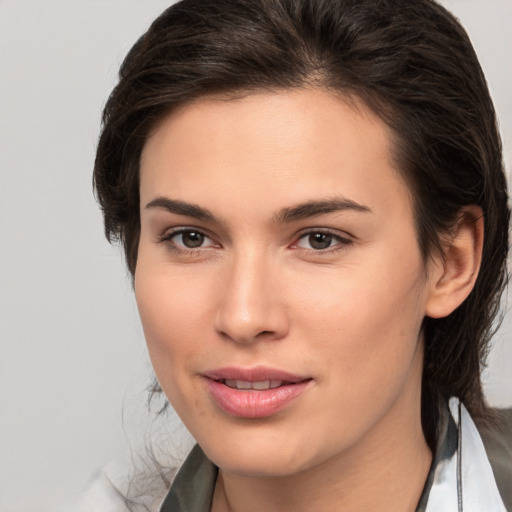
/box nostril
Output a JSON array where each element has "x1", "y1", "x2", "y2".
[{"x1": 257, "y1": 330, "x2": 275, "y2": 338}]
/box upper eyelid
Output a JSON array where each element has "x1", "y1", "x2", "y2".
[
  {"x1": 294, "y1": 227, "x2": 354, "y2": 241},
  {"x1": 158, "y1": 225, "x2": 215, "y2": 240}
]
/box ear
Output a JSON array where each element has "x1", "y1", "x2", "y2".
[{"x1": 425, "y1": 205, "x2": 484, "y2": 319}]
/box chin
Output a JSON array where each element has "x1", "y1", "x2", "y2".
[
  {"x1": 197, "y1": 426, "x2": 328, "y2": 478},
  {"x1": 209, "y1": 450, "x2": 308, "y2": 478}
]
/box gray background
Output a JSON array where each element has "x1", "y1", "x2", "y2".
[{"x1": 0, "y1": 1, "x2": 511, "y2": 510}]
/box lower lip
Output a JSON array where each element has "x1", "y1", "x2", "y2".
[{"x1": 205, "y1": 379, "x2": 312, "y2": 419}]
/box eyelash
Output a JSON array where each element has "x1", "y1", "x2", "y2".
[
  {"x1": 293, "y1": 229, "x2": 353, "y2": 254},
  {"x1": 157, "y1": 228, "x2": 218, "y2": 255},
  {"x1": 157, "y1": 227, "x2": 353, "y2": 255}
]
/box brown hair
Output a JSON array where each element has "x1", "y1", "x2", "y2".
[{"x1": 94, "y1": 0, "x2": 509, "y2": 445}]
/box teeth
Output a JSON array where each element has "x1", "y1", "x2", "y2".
[
  {"x1": 223, "y1": 379, "x2": 284, "y2": 390},
  {"x1": 252, "y1": 380, "x2": 271, "y2": 390}
]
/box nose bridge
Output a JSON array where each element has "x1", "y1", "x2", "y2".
[{"x1": 214, "y1": 245, "x2": 287, "y2": 344}]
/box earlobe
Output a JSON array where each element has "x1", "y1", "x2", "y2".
[{"x1": 425, "y1": 206, "x2": 484, "y2": 319}]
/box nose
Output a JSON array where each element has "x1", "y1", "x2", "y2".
[{"x1": 214, "y1": 250, "x2": 289, "y2": 344}]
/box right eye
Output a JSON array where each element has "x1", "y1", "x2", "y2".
[{"x1": 159, "y1": 228, "x2": 218, "y2": 252}]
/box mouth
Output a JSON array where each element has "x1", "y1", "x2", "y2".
[
  {"x1": 216, "y1": 378, "x2": 296, "y2": 390},
  {"x1": 203, "y1": 366, "x2": 309, "y2": 383},
  {"x1": 203, "y1": 367, "x2": 313, "y2": 418}
]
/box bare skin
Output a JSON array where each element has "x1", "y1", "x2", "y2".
[
  {"x1": 136, "y1": 89, "x2": 482, "y2": 512},
  {"x1": 212, "y1": 347, "x2": 431, "y2": 512}
]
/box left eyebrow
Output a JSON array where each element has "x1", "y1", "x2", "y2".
[{"x1": 274, "y1": 197, "x2": 372, "y2": 224}]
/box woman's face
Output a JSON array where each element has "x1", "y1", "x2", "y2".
[{"x1": 136, "y1": 89, "x2": 438, "y2": 477}]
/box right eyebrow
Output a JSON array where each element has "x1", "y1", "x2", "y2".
[{"x1": 145, "y1": 197, "x2": 218, "y2": 222}]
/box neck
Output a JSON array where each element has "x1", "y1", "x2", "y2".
[{"x1": 212, "y1": 382, "x2": 432, "y2": 512}]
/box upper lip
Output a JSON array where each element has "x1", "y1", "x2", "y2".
[{"x1": 203, "y1": 366, "x2": 310, "y2": 383}]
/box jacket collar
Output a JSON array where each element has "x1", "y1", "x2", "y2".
[{"x1": 424, "y1": 397, "x2": 506, "y2": 512}]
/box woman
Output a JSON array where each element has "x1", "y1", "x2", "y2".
[{"x1": 85, "y1": 0, "x2": 511, "y2": 510}]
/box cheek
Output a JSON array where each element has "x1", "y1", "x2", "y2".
[
  {"x1": 134, "y1": 267, "x2": 215, "y2": 427},
  {"x1": 291, "y1": 254, "x2": 427, "y2": 389},
  {"x1": 134, "y1": 263, "x2": 209, "y2": 377}
]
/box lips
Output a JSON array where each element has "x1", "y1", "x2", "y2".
[{"x1": 203, "y1": 367, "x2": 312, "y2": 418}]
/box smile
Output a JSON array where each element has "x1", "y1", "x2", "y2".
[
  {"x1": 222, "y1": 379, "x2": 286, "y2": 390},
  {"x1": 203, "y1": 367, "x2": 313, "y2": 418}
]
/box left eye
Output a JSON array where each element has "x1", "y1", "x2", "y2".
[{"x1": 295, "y1": 232, "x2": 347, "y2": 250}]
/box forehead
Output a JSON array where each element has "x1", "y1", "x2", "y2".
[{"x1": 139, "y1": 88, "x2": 412, "y2": 219}]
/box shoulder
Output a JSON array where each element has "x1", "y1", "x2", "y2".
[
  {"x1": 69, "y1": 462, "x2": 177, "y2": 512},
  {"x1": 476, "y1": 408, "x2": 512, "y2": 511},
  {"x1": 69, "y1": 468, "x2": 130, "y2": 512},
  {"x1": 68, "y1": 464, "x2": 133, "y2": 512}
]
